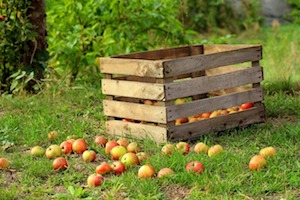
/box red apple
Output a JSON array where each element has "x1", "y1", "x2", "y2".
[
  {"x1": 48, "y1": 131, "x2": 59, "y2": 141},
  {"x1": 194, "y1": 142, "x2": 209, "y2": 154},
  {"x1": 105, "y1": 141, "x2": 119, "y2": 155},
  {"x1": 94, "y1": 135, "x2": 108, "y2": 147},
  {"x1": 138, "y1": 164, "x2": 156, "y2": 178},
  {"x1": 249, "y1": 155, "x2": 266, "y2": 170},
  {"x1": 127, "y1": 142, "x2": 140, "y2": 153},
  {"x1": 82, "y1": 150, "x2": 97, "y2": 162},
  {"x1": 201, "y1": 112, "x2": 211, "y2": 119},
  {"x1": 110, "y1": 145, "x2": 127, "y2": 160},
  {"x1": 45, "y1": 144, "x2": 62, "y2": 159},
  {"x1": 60, "y1": 141, "x2": 73, "y2": 154},
  {"x1": 161, "y1": 144, "x2": 176, "y2": 155},
  {"x1": 117, "y1": 138, "x2": 129, "y2": 148},
  {"x1": 111, "y1": 161, "x2": 126, "y2": 175},
  {"x1": 96, "y1": 162, "x2": 113, "y2": 175},
  {"x1": 72, "y1": 138, "x2": 87, "y2": 154},
  {"x1": 120, "y1": 152, "x2": 139, "y2": 167},
  {"x1": 143, "y1": 99, "x2": 153, "y2": 105},
  {"x1": 30, "y1": 146, "x2": 45, "y2": 157},
  {"x1": 186, "y1": 161, "x2": 204, "y2": 174},
  {"x1": 176, "y1": 142, "x2": 190, "y2": 155},
  {"x1": 0, "y1": 158, "x2": 10, "y2": 169},
  {"x1": 87, "y1": 174, "x2": 104, "y2": 187},
  {"x1": 52, "y1": 157, "x2": 68, "y2": 171},
  {"x1": 240, "y1": 102, "x2": 254, "y2": 110},
  {"x1": 136, "y1": 152, "x2": 148, "y2": 163},
  {"x1": 208, "y1": 144, "x2": 224, "y2": 157},
  {"x1": 259, "y1": 146, "x2": 276, "y2": 158},
  {"x1": 157, "y1": 168, "x2": 174, "y2": 178}
]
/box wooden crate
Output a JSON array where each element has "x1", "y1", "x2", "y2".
[{"x1": 100, "y1": 44, "x2": 265, "y2": 143}]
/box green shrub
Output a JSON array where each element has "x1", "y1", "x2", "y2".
[{"x1": 287, "y1": 0, "x2": 300, "y2": 24}]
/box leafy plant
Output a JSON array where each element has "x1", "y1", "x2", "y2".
[{"x1": 287, "y1": 0, "x2": 300, "y2": 24}]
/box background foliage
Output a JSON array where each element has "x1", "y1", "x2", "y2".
[{"x1": 287, "y1": 0, "x2": 300, "y2": 24}]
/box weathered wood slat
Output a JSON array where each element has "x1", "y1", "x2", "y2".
[
  {"x1": 168, "y1": 105, "x2": 265, "y2": 141},
  {"x1": 106, "y1": 120, "x2": 167, "y2": 143},
  {"x1": 102, "y1": 79, "x2": 165, "y2": 100},
  {"x1": 167, "y1": 87, "x2": 264, "y2": 121},
  {"x1": 163, "y1": 45, "x2": 262, "y2": 77},
  {"x1": 204, "y1": 44, "x2": 260, "y2": 54},
  {"x1": 165, "y1": 67, "x2": 263, "y2": 100},
  {"x1": 103, "y1": 100, "x2": 167, "y2": 123},
  {"x1": 100, "y1": 57, "x2": 164, "y2": 78}
]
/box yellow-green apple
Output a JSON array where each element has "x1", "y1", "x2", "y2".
[
  {"x1": 193, "y1": 142, "x2": 209, "y2": 154},
  {"x1": 46, "y1": 144, "x2": 62, "y2": 159},
  {"x1": 249, "y1": 155, "x2": 266, "y2": 170},
  {"x1": 176, "y1": 142, "x2": 190, "y2": 155},
  {"x1": 110, "y1": 146, "x2": 127, "y2": 160},
  {"x1": 161, "y1": 144, "x2": 176, "y2": 155},
  {"x1": 82, "y1": 150, "x2": 97, "y2": 162},
  {"x1": 127, "y1": 142, "x2": 140, "y2": 153},
  {"x1": 96, "y1": 162, "x2": 113, "y2": 175},
  {"x1": 30, "y1": 146, "x2": 45, "y2": 157},
  {"x1": 188, "y1": 117, "x2": 198, "y2": 123},
  {"x1": 219, "y1": 109, "x2": 229, "y2": 115},
  {"x1": 259, "y1": 146, "x2": 276, "y2": 158},
  {"x1": 120, "y1": 152, "x2": 139, "y2": 167},
  {"x1": 0, "y1": 158, "x2": 10, "y2": 169},
  {"x1": 60, "y1": 141, "x2": 73, "y2": 154},
  {"x1": 52, "y1": 157, "x2": 68, "y2": 171},
  {"x1": 87, "y1": 174, "x2": 104, "y2": 187},
  {"x1": 111, "y1": 161, "x2": 126, "y2": 174},
  {"x1": 48, "y1": 131, "x2": 59, "y2": 141},
  {"x1": 209, "y1": 110, "x2": 221, "y2": 118},
  {"x1": 138, "y1": 164, "x2": 156, "y2": 178},
  {"x1": 105, "y1": 141, "x2": 119, "y2": 155},
  {"x1": 186, "y1": 161, "x2": 204, "y2": 174},
  {"x1": 227, "y1": 106, "x2": 239, "y2": 113},
  {"x1": 117, "y1": 138, "x2": 129, "y2": 148},
  {"x1": 94, "y1": 135, "x2": 108, "y2": 147},
  {"x1": 208, "y1": 144, "x2": 224, "y2": 157},
  {"x1": 66, "y1": 135, "x2": 77, "y2": 140},
  {"x1": 157, "y1": 168, "x2": 174, "y2": 178},
  {"x1": 174, "y1": 98, "x2": 186, "y2": 105},
  {"x1": 136, "y1": 152, "x2": 147, "y2": 163},
  {"x1": 72, "y1": 138, "x2": 87, "y2": 154}
]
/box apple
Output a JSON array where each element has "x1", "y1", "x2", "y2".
[
  {"x1": 249, "y1": 155, "x2": 266, "y2": 170},
  {"x1": 66, "y1": 139, "x2": 75, "y2": 145},
  {"x1": 143, "y1": 99, "x2": 153, "y2": 105},
  {"x1": 117, "y1": 138, "x2": 129, "y2": 148},
  {"x1": 111, "y1": 161, "x2": 126, "y2": 174},
  {"x1": 0, "y1": 158, "x2": 10, "y2": 169},
  {"x1": 45, "y1": 144, "x2": 62, "y2": 159},
  {"x1": 188, "y1": 117, "x2": 198, "y2": 123},
  {"x1": 186, "y1": 161, "x2": 205, "y2": 174},
  {"x1": 110, "y1": 146, "x2": 127, "y2": 160},
  {"x1": 136, "y1": 152, "x2": 148, "y2": 163},
  {"x1": 208, "y1": 144, "x2": 223, "y2": 157},
  {"x1": 52, "y1": 157, "x2": 68, "y2": 171},
  {"x1": 157, "y1": 168, "x2": 174, "y2": 178},
  {"x1": 176, "y1": 142, "x2": 190, "y2": 155},
  {"x1": 174, "y1": 98, "x2": 186, "y2": 105},
  {"x1": 60, "y1": 141, "x2": 73, "y2": 154},
  {"x1": 138, "y1": 164, "x2": 156, "y2": 178},
  {"x1": 48, "y1": 131, "x2": 59, "y2": 141},
  {"x1": 66, "y1": 135, "x2": 77, "y2": 140},
  {"x1": 120, "y1": 152, "x2": 139, "y2": 167},
  {"x1": 94, "y1": 135, "x2": 108, "y2": 147},
  {"x1": 82, "y1": 150, "x2": 97, "y2": 162},
  {"x1": 122, "y1": 118, "x2": 136, "y2": 123},
  {"x1": 105, "y1": 141, "x2": 119, "y2": 155},
  {"x1": 161, "y1": 144, "x2": 176, "y2": 155},
  {"x1": 127, "y1": 142, "x2": 140, "y2": 153},
  {"x1": 259, "y1": 146, "x2": 276, "y2": 158},
  {"x1": 227, "y1": 106, "x2": 239, "y2": 112},
  {"x1": 240, "y1": 102, "x2": 254, "y2": 110},
  {"x1": 209, "y1": 110, "x2": 221, "y2": 118},
  {"x1": 87, "y1": 174, "x2": 104, "y2": 187},
  {"x1": 72, "y1": 138, "x2": 87, "y2": 154},
  {"x1": 175, "y1": 117, "x2": 189, "y2": 125},
  {"x1": 30, "y1": 146, "x2": 45, "y2": 157},
  {"x1": 219, "y1": 109, "x2": 229, "y2": 115},
  {"x1": 96, "y1": 162, "x2": 113, "y2": 175},
  {"x1": 193, "y1": 142, "x2": 209, "y2": 154},
  {"x1": 201, "y1": 112, "x2": 211, "y2": 119}
]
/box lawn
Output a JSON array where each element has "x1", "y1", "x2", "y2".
[{"x1": 0, "y1": 24, "x2": 300, "y2": 200}]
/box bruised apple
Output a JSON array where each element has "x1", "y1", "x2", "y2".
[
  {"x1": 127, "y1": 142, "x2": 140, "y2": 153},
  {"x1": 136, "y1": 152, "x2": 148, "y2": 163},
  {"x1": 249, "y1": 155, "x2": 266, "y2": 170},
  {"x1": 96, "y1": 162, "x2": 113, "y2": 175}
]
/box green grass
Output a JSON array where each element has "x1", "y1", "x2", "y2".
[{"x1": 1, "y1": 24, "x2": 300, "y2": 199}]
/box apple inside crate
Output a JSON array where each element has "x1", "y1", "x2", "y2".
[{"x1": 100, "y1": 44, "x2": 265, "y2": 143}]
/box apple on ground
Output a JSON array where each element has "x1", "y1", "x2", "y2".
[
  {"x1": 66, "y1": 139, "x2": 75, "y2": 145},
  {"x1": 193, "y1": 142, "x2": 209, "y2": 154},
  {"x1": 249, "y1": 155, "x2": 266, "y2": 170},
  {"x1": 46, "y1": 144, "x2": 62, "y2": 159},
  {"x1": 30, "y1": 146, "x2": 45, "y2": 157},
  {"x1": 0, "y1": 158, "x2": 10, "y2": 169},
  {"x1": 87, "y1": 174, "x2": 104, "y2": 187},
  {"x1": 136, "y1": 152, "x2": 147, "y2": 163},
  {"x1": 110, "y1": 145, "x2": 127, "y2": 160},
  {"x1": 94, "y1": 135, "x2": 108, "y2": 147},
  {"x1": 72, "y1": 138, "x2": 87, "y2": 154},
  {"x1": 60, "y1": 141, "x2": 73, "y2": 154},
  {"x1": 111, "y1": 161, "x2": 126, "y2": 175},
  {"x1": 82, "y1": 150, "x2": 97, "y2": 162},
  {"x1": 52, "y1": 157, "x2": 68, "y2": 171},
  {"x1": 157, "y1": 168, "x2": 174, "y2": 178},
  {"x1": 117, "y1": 138, "x2": 129, "y2": 148},
  {"x1": 120, "y1": 152, "x2": 139, "y2": 167},
  {"x1": 207, "y1": 144, "x2": 224, "y2": 157},
  {"x1": 66, "y1": 135, "x2": 77, "y2": 140},
  {"x1": 127, "y1": 142, "x2": 140, "y2": 153},
  {"x1": 161, "y1": 144, "x2": 176, "y2": 155},
  {"x1": 176, "y1": 142, "x2": 190, "y2": 155},
  {"x1": 96, "y1": 162, "x2": 113, "y2": 175},
  {"x1": 138, "y1": 164, "x2": 156, "y2": 178},
  {"x1": 48, "y1": 131, "x2": 59, "y2": 141},
  {"x1": 105, "y1": 141, "x2": 119, "y2": 155},
  {"x1": 259, "y1": 146, "x2": 276, "y2": 158},
  {"x1": 186, "y1": 161, "x2": 204, "y2": 174}
]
